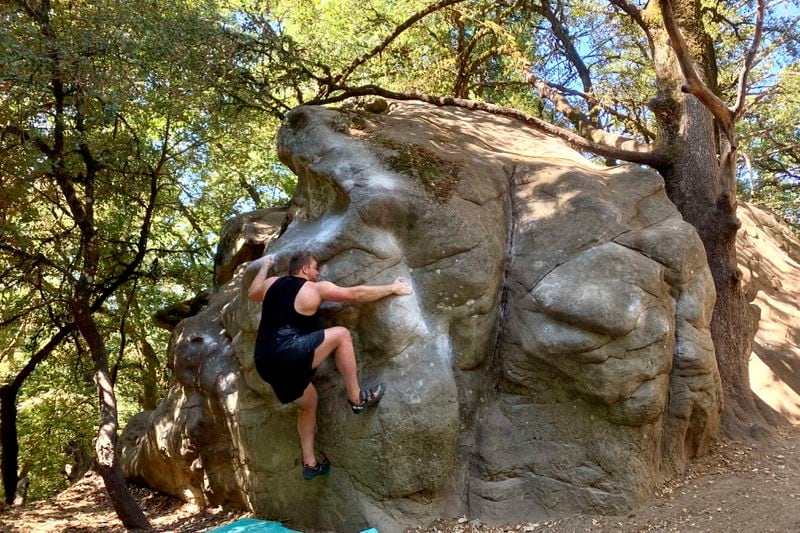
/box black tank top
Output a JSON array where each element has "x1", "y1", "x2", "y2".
[{"x1": 257, "y1": 276, "x2": 319, "y2": 343}]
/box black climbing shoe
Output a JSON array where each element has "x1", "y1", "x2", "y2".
[
  {"x1": 350, "y1": 383, "x2": 385, "y2": 415},
  {"x1": 302, "y1": 457, "x2": 331, "y2": 480}
]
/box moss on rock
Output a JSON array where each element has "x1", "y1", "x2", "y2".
[{"x1": 373, "y1": 136, "x2": 461, "y2": 203}]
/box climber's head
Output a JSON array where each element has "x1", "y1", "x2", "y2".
[{"x1": 289, "y1": 250, "x2": 319, "y2": 281}]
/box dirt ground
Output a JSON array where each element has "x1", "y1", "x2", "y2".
[
  {"x1": 0, "y1": 475, "x2": 247, "y2": 533},
  {"x1": 414, "y1": 424, "x2": 800, "y2": 533},
  {"x1": 1, "y1": 424, "x2": 798, "y2": 533}
]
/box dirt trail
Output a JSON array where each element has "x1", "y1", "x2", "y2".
[{"x1": 0, "y1": 477, "x2": 246, "y2": 532}]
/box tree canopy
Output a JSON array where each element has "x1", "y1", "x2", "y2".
[{"x1": 0, "y1": 0, "x2": 287, "y2": 509}]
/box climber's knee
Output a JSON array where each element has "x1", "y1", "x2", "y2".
[{"x1": 297, "y1": 384, "x2": 318, "y2": 412}]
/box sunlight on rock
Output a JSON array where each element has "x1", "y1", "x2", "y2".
[{"x1": 740, "y1": 205, "x2": 800, "y2": 425}]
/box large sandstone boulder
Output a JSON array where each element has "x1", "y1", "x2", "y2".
[{"x1": 120, "y1": 100, "x2": 722, "y2": 531}]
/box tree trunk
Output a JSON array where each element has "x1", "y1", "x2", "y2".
[
  {"x1": 646, "y1": 0, "x2": 768, "y2": 439},
  {"x1": 63, "y1": 441, "x2": 94, "y2": 484},
  {"x1": 0, "y1": 326, "x2": 74, "y2": 504},
  {"x1": 139, "y1": 336, "x2": 161, "y2": 411},
  {"x1": 18, "y1": 1, "x2": 151, "y2": 525},
  {"x1": 0, "y1": 386, "x2": 19, "y2": 505},
  {"x1": 12, "y1": 464, "x2": 29, "y2": 506},
  {"x1": 72, "y1": 300, "x2": 151, "y2": 530}
]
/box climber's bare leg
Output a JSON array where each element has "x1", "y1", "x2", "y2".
[
  {"x1": 312, "y1": 326, "x2": 360, "y2": 405},
  {"x1": 296, "y1": 383, "x2": 318, "y2": 467}
]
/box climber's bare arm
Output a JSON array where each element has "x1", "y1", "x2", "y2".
[
  {"x1": 293, "y1": 278, "x2": 412, "y2": 315},
  {"x1": 248, "y1": 256, "x2": 277, "y2": 302},
  {"x1": 314, "y1": 278, "x2": 412, "y2": 304}
]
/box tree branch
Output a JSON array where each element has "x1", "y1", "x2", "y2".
[
  {"x1": 453, "y1": 25, "x2": 495, "y2": 97},
  {"x1": 522, "y1": 70, "x2": 653, "y2": 152},
  {"x1": 609, "y1": 0, "x2": 655, "y2": 53},
  {"x1": 532, "y1": 79, "x2": 656, "y2": 139},
  {"x1": 7, "y1": 324, "x2": 75, "y2": 392},
  {"x1": 702, "y1": 5, "x2": 744, "y2": 40},
  {"x1": 329, "y1": 0, "x2": 470, "y2": 90},
  {"x1": 445, "y1": 15, "x2": 658, "y2": 157},
  {"x1": 92, "y1": 137, "x2": 162, "y2": 309},
  {"x1": 658, "y1": 0, "x2": 736, "y2": 145},
  {"x1": 731, "y1": 0, "x2": 766, "y2": 119},
  {"x1": 0, "y1": 125, "x2": 54, "y2": 157},
  {"x1": 537, "y1": 0, "x2": 593, "y2": 92},
  {"x1": 111, "y1": 284, "x2": 136, "y2": 386},
  {"x1": 239, "y1": 176, "x2": 262, "y2": 207},
  {"x1": 0, "y1": 244, "x2": 69, "y2": 276}
]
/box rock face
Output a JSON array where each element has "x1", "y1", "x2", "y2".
[
  {"x1": 739, "y1": 204, "x2": 800, "y2": 424},
  {"x1": 120, "y1": 101, "x2": 723, "y2": 531},
  {"x1": 214, "y1": 207, "x2": 288, "y2": 288}
]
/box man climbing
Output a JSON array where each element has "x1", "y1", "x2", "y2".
[{"x1": 248, "y1": 251, "x2": 412, "y2": 480}]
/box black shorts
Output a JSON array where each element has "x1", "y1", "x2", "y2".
[{"x1": 254, "y1": 328, "x2": 325, "y2": 403}]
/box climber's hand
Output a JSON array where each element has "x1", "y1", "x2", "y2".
[{"x1": 392, "y1": 277, "x2": 413, "y2": 296}]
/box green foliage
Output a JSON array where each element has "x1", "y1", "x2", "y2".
[
  {"x1": 15, "y1": 356, "x2": 96, "y2": 500},
  {"x1": 0, "y1": 0, "x2": 290, "y2": 501},
  {"x1": 739, "y1": 64, "x2": 800, "y2": 232}
]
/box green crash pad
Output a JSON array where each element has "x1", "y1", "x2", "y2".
[{"x1": 208, "y1": 518, "x2": 302, "y2": 533}]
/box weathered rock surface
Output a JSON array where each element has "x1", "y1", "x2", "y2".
[
  {"x1": 121, "y1": 101, "x2": 723, "y2": 531},
  {"x1": 214, "y1": 207, "x2": 288, "y2": 287},
  {"x1": 739, "y1": 204, "x2": 800, "y2": 424}
]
